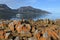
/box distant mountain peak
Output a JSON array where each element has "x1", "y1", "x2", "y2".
[
  {"x1": 0, "y1": 4, "x2": 11, "y2": 10},
  {"x1": 20, "y1": 6, "x2": 32, "y2": 8},
  {"x1": 18, "y1": 6, "x2": 49, "y2": 14},
  {"x1": 0, "y1": 4, "x2": 7, "y2": 8}
]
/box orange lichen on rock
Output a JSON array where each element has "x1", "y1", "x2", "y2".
[
  {"x1": 0, "y1": 29, "x2": 5, "y2": 39},
  {"x1": 8, "y1": 22, "x2": 14, "y2": 32},
  {"x1": 0, "y1": 19, "x2": 60, "y2": 40},
  {"x1": 39, "y1": 37, "x2": 46, "y2": 40}
]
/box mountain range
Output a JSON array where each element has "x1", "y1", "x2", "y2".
[{"x1": 0, "y1": 4, "x2": 50, "y2": 19}]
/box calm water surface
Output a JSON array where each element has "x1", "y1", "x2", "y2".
[
  {"x1": 41, "y1": 13, "x2": 60, "y2": 20},
  {"x1": 11, "y1": 13, "x2": 60, "y2": 20}
]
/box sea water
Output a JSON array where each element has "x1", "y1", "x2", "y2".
[
  {"x1": 11, "y1": 13, "x2": 60, "y2": 20},
  {"x1": 41, "y1": 13, "x2": 60, "y2": 20}
]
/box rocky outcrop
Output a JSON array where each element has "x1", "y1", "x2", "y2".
[{"x1": 0, "y1": 19, "x2": 60, "y2": 40}]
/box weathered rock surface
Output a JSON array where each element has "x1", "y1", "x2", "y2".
[{"x1": 0, "y1": 19, "x2": 60, "y2": 40}]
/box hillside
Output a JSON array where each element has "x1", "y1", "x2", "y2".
[
  {"x1": 0, "y1": 4, "x2": 17, "y2": 19},
  {"x1": 17, "y1": 6, "x2": 49, "y2": 19}
]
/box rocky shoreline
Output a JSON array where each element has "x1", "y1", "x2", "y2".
[{"x1": 0, "y1": 19, "x2": 60, "y2": 40}]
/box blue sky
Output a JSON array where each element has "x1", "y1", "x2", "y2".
[{"x1": 0, "y1": 0, "x2": 60, "y2": 13}]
